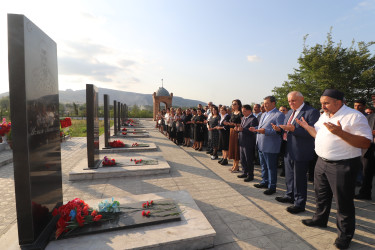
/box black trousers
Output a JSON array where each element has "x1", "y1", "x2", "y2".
[
  {"x1": 359, "y1": 144, "x2": 375, "y2": 196},
  {"x1": 240, "y1": 146, "x2": 255, "y2": 177},
  {"x1": 313, "y1": 157, "x2": 360, "y2": 241}
]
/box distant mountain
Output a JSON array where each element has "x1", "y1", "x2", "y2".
[{"x1": 0, "y1": 88, "x2": 206, "y2": 107}]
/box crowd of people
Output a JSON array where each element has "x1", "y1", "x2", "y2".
[{"x1": 155, "y1": 89, "x2": 375, "y2": 249}]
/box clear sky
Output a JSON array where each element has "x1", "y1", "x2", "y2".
[{"x1": 1, "y1": 0, "x2": 375, "y2": 106}]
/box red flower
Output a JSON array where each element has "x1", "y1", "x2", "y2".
[
  {"x1": 55, "y1": 217, "x2": 67, "y2": 239},
  {"x1": 146, "y1": 201, "x2": 149, "y2": 207},
  {"x1": 91, "y1": 210, "x2": 97, "y2": 217},
  {"x1": 82, "y1": 205, "x2": 89, "y2": 216},
  {"x1": 142, "y1": 210, "x2": 146, "y2": 216},
  {"x1": 142, "y1": 203, "x2": 146, "y2": 208},
  {"x1": 150, "y1": 200, "x2": 154, "y2": 205},
  {"x1": 109, "y1": 140, "x2": 125, "y2": 148},
  {"x1": 76, "y1": 212, "x2": 85, "y2": 227},
  {"x1": 146, "y1": 211, "x2": 151, "y2": 217},
  {"x1": 52, "y1": 208, "x2": 59, "y2": 216},
  {"x1": 93, "y1": 215, "x2": 102, "y2": 221}
]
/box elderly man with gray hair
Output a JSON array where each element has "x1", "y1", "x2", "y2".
[{"x1": 272, "y1": 91, "x2": 320, "y2": 214}]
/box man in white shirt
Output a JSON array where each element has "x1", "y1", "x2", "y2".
[{"x1": 296, "y1": 89, "x2": 372, "y2": 249}]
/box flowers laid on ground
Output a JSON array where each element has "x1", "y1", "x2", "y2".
[
  {"x1": 122, "y1": 128, "x2": 127, "y2": 131},
  {"x1": 98, "y1": 198, "x2": 120, "y2": 213},
  {"x1": 52, "y1": 198, "x2": 102, "y2": 239},
  {"x1": 109, "y1": 140, "x2": 125, "y2": 148},
  {"x1": 122, "y1": 132, "x2": 127, "y2": 135},
  {"x1": 53, "y1": 198, "x2": 181, "y2": 238},
  {"x1": 132, "y1": 142, "x2": 139, "y2": 147},
  {"x1": 0, "y1": 118, "x2": 11, "y2": 137},
  {"x1": 140, "y1": 200, "x2": 181, "y2": 218},
  {"x1": 130, "y1": 158, "x2": 143, "y2": 164},
  {"x1": 102, "y1": 156, "x2": 116, "y2": 166},
  {"x1": 60, "y1": 117, "x2": 72, "y2": 128}
]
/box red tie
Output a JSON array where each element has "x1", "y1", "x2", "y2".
[{"x1": 283, "y1": 110, "x2": 296, "y2": 141}]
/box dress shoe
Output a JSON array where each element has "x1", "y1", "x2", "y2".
[
  {"x1": 334, "y1": 237, "x2": 351, "y2": 249},
  {"x1": 220, "y1": 159, "x2": 228, "y2": 165},
  {"x1": 237, "y1": 174, "x2": 247, "y2": 178},
  {"x1": 301, "y1": 219, "x2": 327, "y2": 228},
  {"x1": 218, "y1": 158, "x2": 224, "y2": 163},
  {"x1": 286, "y1": 205, "x2": 305, "y2": 214},
  {"x1": 354, "y1": 193, "x2": 372, "y2": 200},
  {"x1": 206, "y1": 150, "x2": 213, "y2": 154},
  {"x1": 244, "y1": 176, "x2": 254, "y2": 182},
  {"x1": 254, "y1": 183, "x2": 268, "y2": 189},
  {"x1": 275, "y1": 196, "x2": 294, "y2": 204},
  {"x1": 211, "y1": 155, "x2": 218, "y2": 160},
  {"x1": 263, "y1": 189, "x2": 276, "y2": 195}
]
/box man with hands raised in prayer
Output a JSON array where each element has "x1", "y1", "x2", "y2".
[
  {"x1": 295, "y1": 89, "x2": 372, "y2": 250},
  {"x1": 271, "y1": 91, "x2": 320, "y2": 215}
]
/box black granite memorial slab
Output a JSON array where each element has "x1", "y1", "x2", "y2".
[
  {"x1": 113, "y1": 100, "x2": 117, "y2": 135},
  {"x1": 124, "y1": 104, "x2": 128, "y2": 120},
  {"x1": 54, "y1": 199, "x2": 181, "y2": 240},
  {"x1": 117, "y1": 102, "x2": 121, "y2": 132},
  {"x1": 8, "y1": 14, "x2": 63, "y2": 248},
  {"x1": 86, "y1": 84, "x2": 100, "y2": 169},
  {"x1": 104, "y1": 94, "x2": 109, "y2": 148}
]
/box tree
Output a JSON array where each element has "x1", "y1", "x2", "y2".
[{"x1": 273, "y1": 30, "x2": 375, "y2": 109}]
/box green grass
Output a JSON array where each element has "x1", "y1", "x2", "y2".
[{"x1": 69, "y1": 119, "x2": 114, "y2": 137}]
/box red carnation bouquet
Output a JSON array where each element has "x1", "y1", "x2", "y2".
[
  {"x1": 102, "y1": 156, "x2": 116, "y2": 166},
  {"x1": 0, "y1": 118, "x2": 11, "y2": 137},
  {"x1": 60, "y1": 117, "x2": 72, "y2": 128},
  {"x1": 52, "y1": 198, "x2": 102, "y2": 239},
  {"x1": 109, "y1": 140, "x2": 125, "y2": 148}
]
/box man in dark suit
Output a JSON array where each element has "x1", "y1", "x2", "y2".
[
  {"x1": 272, "y1": 91, "x2": 320, "y2": 214},
  {"x1": 355, "y1": 112, "x2": 375, "y2": 200},
  {"x1": 236, "y1": 105, "x2": 259, "y2": 182}
]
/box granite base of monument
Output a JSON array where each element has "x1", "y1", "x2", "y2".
[
  {"x1": 69, "y1": 155, "x2": 170, "y2": 180},
  {"x1": 111, "y1": 133, "x2": 150, "y2": 138},
  {"x1": 53, "y1": 199, "x2": 181, "y2": 240},
  {"x1": 99, "y1": 142, "x2": 157, "y2": 153},
  {"x1": 46, "y1": 191, "x2": 215, "y2": 250}
]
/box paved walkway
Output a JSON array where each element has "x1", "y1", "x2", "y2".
[{"x1": 0, "y1": 120, "x2": 374, "y2": 249}]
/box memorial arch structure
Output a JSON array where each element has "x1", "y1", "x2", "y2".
[{"x1": 153, "y1": 86, "x2": 173, "y2": 120}]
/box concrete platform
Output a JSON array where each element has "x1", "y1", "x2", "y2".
[
  {"x1": 99, "y1": 143, "x2": 157, "y2": 153},
  {"x1": 69, "y1": 155, "x2": 170, "y2": 181},
  {"x1": 46, "y1": 191, "x2": 216, "y2": 249}
]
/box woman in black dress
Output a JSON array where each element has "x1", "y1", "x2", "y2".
[
  {"x1": 191, "y1": 109, "x2": 198, "y2": 149},
  {"x1": 194, "y1": 108, "x2": 206, "y2": 151},
  {"x1": 183, "y1": 109, "x2": 192, "y2": 146},
  {"x1": 208, "y1": 106, "x2": 220, "y2": 159},
  {"x1": 174, "y1": 108, "x2": 184, "y2": 145},
  {"x1": 217, "y1": 106, "x2": 231, "y2": 165},
  {"x1": 226, "y1": 99, "x2": 243, "y2": 172}
]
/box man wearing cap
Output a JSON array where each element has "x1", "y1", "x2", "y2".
[{"x1": 296, "y1": 89, "x2": 372, "y2": 249}]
